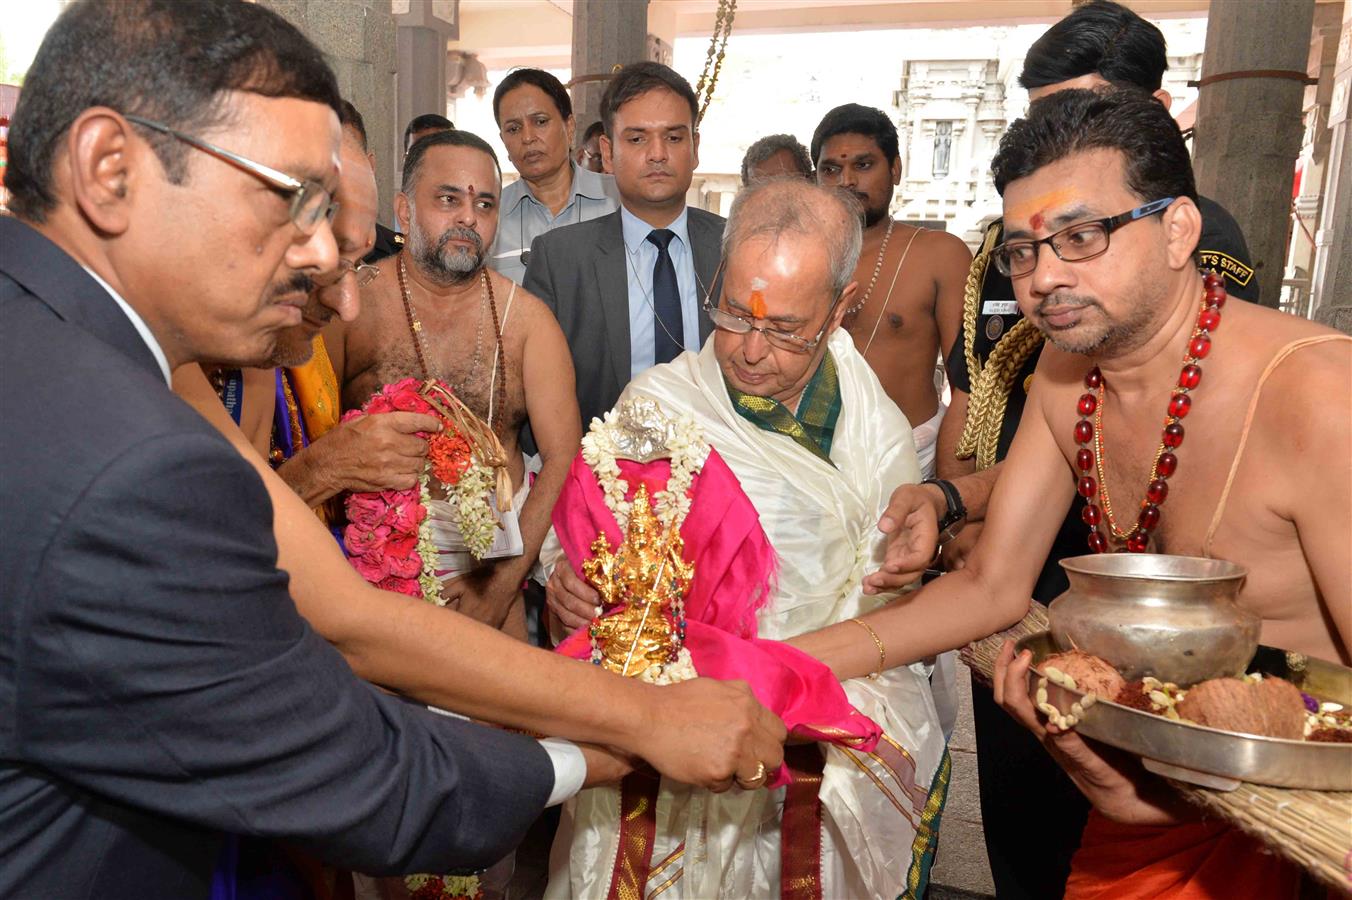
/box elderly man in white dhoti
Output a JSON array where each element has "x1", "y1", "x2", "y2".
[{"x1": 542, "y1": 179, "x2": 949, "y2": 899}]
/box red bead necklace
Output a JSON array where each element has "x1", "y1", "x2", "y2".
[{"x1": 1073, "y1": 271, "x2": 1228, "y2": 553}]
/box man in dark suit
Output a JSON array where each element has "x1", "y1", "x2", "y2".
[
  {"x1": 525, "y1": 62, "x2": 723, "y2": 433},
  {"x1": 0, "y1": 3, "x2": 577, "y2": 896}
]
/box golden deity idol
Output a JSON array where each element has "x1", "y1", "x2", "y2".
[{"x1": 585, "y1": 484, "x2": 695, "y2": 678}]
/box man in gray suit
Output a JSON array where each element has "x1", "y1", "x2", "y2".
[{"x1": 525, "y1": 62, "x2": 723, "y2": 434}]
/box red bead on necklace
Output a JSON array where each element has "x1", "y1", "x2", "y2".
[{"x1": 1073, "y1": 271, "x2": 1227, "y2": 553}]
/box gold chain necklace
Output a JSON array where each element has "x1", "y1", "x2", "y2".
[{"x1": 397, "y1": 256, "x2": 506, "y2": 434}]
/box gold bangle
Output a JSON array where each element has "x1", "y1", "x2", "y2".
[{"x1": 849, "y1": 617, "x2": 886, "y2": 680}]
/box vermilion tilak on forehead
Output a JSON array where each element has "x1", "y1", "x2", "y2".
[
  {"x1": 749, "y1": 277, "x2": 768, "y2": 318},
  {"x1": 749, "y1": 291, "x2": 767, "y2": 318},
  {"x1": 1008, "y1": 187, "x2": 1079, "y2": 232}
]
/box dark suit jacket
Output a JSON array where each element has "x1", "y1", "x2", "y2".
[
  {"x1": 524, "y1": 207, "x2": 723, "y2": 431},
  {"x1": 0, "y1": 217, "x2": 553, "y2": 900}
]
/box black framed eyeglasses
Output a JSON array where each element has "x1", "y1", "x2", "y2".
[
  {"x1": 701, "y1": 259, "x2": 841, "y2": 354},
  {"x1": 993, "y1": 197, "x2": 1176, "y2": 278},
  {"x1": 125, "y1": 114, "x2": 339, "y2": 235}
]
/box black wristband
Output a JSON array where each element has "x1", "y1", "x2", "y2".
[{"x1": 922, "y1": 477, "x2": 967, "y2": 536}]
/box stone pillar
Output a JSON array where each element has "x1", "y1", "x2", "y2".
[
  {"x1": 1192, "y1": 0, "x2": 1316, "y2": 309},
  {"x1": 570, "y1": 0, "x2": 649, "y2": 133},
  {"x1": 257, "y1": 0, "x2": 398, "y2": 224},
  {"x1": 1312, "y1": 4, "x2": 1352, "y2": 334},
  {"x1": 394, "y1": 1, "x2": 457, "y2": 183},
  {"x1": 1284, "y1": 4, "x2": 1344, "y2": 319}
]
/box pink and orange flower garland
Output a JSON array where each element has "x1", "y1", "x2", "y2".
[
  {"x1": 342, "y1": 377, "x2": 494, "y2": 605},
  {"x1": 342, "y1": 378, "x2": 495, "y2": 900}
]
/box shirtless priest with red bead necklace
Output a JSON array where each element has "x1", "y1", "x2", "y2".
[{"x1": 788, "y1": 88, "x2": 1350, "y2": 899}]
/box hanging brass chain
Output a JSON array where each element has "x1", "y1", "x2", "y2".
[{"x1": 694, "y1": 0, "x2": 736, "y2": 125}]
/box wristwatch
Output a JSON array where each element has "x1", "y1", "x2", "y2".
[{"x1": 922, "y1": 478, "x2": 967, "y2": 544}]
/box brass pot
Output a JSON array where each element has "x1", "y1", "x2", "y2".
[{"x1": 1048, "y1": 554, "x2": 1259, "y2": 685}]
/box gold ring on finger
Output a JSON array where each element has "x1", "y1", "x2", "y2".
[{"x1": 735, "y1": 761, "x2": 767, "y2": 788}]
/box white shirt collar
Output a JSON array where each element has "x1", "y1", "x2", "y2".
[
  {"x1": 620, "y1": 204, "x2": 690, "y2": 255},
  {"x1": 505, "y1": 162, "x2": 613, "y2": 216},
  {"x1": 82, "y1": 266, "x2": 172, "y2": 385}
]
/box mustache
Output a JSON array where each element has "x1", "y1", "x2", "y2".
[
  {"x1": 435, "y1": 227, "x2": 483, "y2": 254},
  {"x1": 1036, "y1": 292, "x2": 1100, "y2": 315},
  {"x1": 270, "y1": 272, "x2": 314, "y2": 300}
]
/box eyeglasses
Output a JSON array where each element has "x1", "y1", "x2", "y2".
[
  {"x1": 992, "y1": 197, "x2": 1176, "y2": 278},
  {"x1": 125, "y1": 114, "x2": 339, "y2": 235},
  {"x1": 702, "y1": 260, "x2": 841, "y2": 354},
  {"x1": 315, "y1": 258, "x2": 380, "y2": 288}
]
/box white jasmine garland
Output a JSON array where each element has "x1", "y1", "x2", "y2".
[
  {"x1": 580, "y1": 410, "x2": 709, "y2": 531},
  {"x1": 453, "y1": 462, "x2": 498, "y2": 559},
  {"x1": 416, "y1": 473, "x2": 443, "y2": 605},
  {"x1": 637, "y1": 647, "x2": 699, "y2": 685}
]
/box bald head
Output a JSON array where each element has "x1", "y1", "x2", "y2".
[
  {"x1": 722, "y1": 179, "x2": 862, "y2": 299},
  {"x1": 336, "y1": 125, "x2": 378, "y2": 258}
]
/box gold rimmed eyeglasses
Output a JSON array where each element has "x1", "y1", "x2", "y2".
[
  {"x1": 701, "y1": 259, "x2": 841, "y2": 354},
  {"x1": 125, "y1": 114, "x2": 338, "y2": 235}
]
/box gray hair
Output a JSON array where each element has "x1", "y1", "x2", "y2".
[
  {"x1": 739, "y1": 133, "x2": 813, "y2": 186},
  {"x1": 721, "y1": 179, "x2": 863, "y2": 299}
]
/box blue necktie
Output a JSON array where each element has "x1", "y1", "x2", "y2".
[{"x1": 647, "y1": 229, "x2": 683, "y2": 364}]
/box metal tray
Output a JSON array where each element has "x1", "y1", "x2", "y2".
[{"x1": 1017, "y1": 632, "x2": 1352, "y2": 791}]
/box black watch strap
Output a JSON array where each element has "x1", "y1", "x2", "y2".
[{"x1": 922, "y1": 477, "x2": 967, "y2": 534}]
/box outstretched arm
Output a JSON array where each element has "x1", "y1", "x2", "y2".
[
  {"x1": 789, "y1": 377, "x2": 1071, "y2": 677},
  {"x1": 26, "y1": 428, "x2": 555, "y2": 874},
  {"x1": 172, "y1": 363, "x2": 787, "y2": 790}
]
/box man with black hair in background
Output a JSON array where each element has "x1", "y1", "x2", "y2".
[
  {"x1": 403, "y1": 112, "x2": 455, "y2": 154},
  {"x1": 740, "y1": 133, "x2": 813, "y2": 185},
  {"x1": 929, "y1": 3, "x2": 1258, "y2": 896},
  {"x1": 364, "y1": 113, "x2": 457, "y2": 264},
  {"x1": 522, "y1": 62, "x2": 725, "y2": 642},
  {"x1": 575, "y1": 119, "x2": 606, "y2": 173},
  {"x1": 812, "y1": 104, "x2": 972, "y2": 480}
]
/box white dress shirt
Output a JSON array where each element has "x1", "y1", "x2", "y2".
[{"x1": 84, "y1": 266, "x2": 172, "y2": 386}]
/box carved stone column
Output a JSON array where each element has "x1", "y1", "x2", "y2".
[
  {"x1": 1192, "y1": 0, "x2": 1317, "y2": 308},
  {"x1": 570, "y1": 0, "x2": 649, "y2": 134},
  {"x1": 256, "y1": 0, "x2": 398, "y2": 224}
]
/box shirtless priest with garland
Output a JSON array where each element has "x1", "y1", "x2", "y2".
[
  {"x1": 791, "y1": 89, "x2": 1348, "y2": 900},
  {"x1": 543, "y1": 178, "x2": 947, "y2": 899},
  {"x1": 326, "y1": 129, "x2": 581, "y2": 637}
]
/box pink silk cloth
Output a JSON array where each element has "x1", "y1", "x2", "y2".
[{"x1": 553, "y1": 451, "x2": 883, "y2": 788}]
